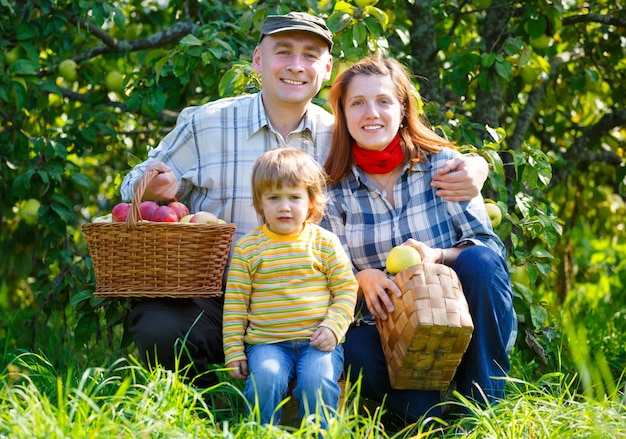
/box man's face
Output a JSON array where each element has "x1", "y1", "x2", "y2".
[{"x1": 253, "y1": 31, "x2": 332, "y2": 109}]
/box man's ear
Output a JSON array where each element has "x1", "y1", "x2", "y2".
[
  {"x1": 323, "y1": 56, "x2": 333, "y2": 82},
  {"x1": 252, "y1": 46, "x2": 262, "y2": 73}
]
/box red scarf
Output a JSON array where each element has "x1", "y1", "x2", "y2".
[{"x1": 352, "y1": 134, "x2": 405, "y2": 174}]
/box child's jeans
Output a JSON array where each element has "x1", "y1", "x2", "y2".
[{"x1": 244, "y1": 340, "x2": 343, "y2": 428}]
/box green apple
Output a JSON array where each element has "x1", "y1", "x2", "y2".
[
  {"x1": 317, "y1": 87, "x2": 331, "y2": 102},
  {"x1": 386, "y1": 245, "x2": 422, "y2": 275},
  {"x1": 59, "y1": 59, "x2": 78, "y2": 82},
  {"x1": 92, "y1": 213, "x2": 112, "y2": 223},
  {"x1": 529, "y1": 34, "x2": 552, "y2": 50},
  {"x1": 21, "y1": 199, "x2": 41, "y2": 225},
  {"x1": 354, "y1": 0, "x2": 378, "y2": 7},
  {"x1": 484, "y1": 202, "x2": 502, "y2": 228},
  {"x1": 520, "y1": 66, "x2": 541, "y2": 85},
  {"x1": 6, "y1": 47, "x2": 19, "y2": 65},
  {"x1": 104, "y1": 71, "x2": 124, "y2": 93},
  {"x1": 510, "y1": 265, "x2": 530, "y2": 286}
]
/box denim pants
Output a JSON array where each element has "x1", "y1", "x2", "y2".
[
  {"x1": 343, "y1": 245, "x2": 517, "y2": 422},
  {"x1": 244, "y1": 340, "x2": 344, "y2": 427}
]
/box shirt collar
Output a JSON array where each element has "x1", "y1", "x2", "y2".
[{"x1": 248, "y1": 92, "x2": 315, "y2": 139}]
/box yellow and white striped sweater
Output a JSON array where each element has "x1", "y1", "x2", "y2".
[{"x1": 223, "y1": 222, "x2": 358, "y2": 364}]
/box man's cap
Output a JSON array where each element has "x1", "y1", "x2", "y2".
[{"x1": 260, "y1": 12, "x2": 333, "y2": 49}]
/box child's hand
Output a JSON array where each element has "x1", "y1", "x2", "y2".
[
  {"x1": 310, "y1": 327, "x2": 338, "y2": 352},
  {"x1": 226, "y1": 360, "x2": 249, "y2": 380}
]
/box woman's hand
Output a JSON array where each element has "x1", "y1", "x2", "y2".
[
  {"x1": 310, "y1": 326, "x2": 337, "y2": 352},
  {"x1": 226, "y1": 360, "x2": 249, "y2": 380},
  {"x1": 431, "y1": 155, "x2": 488, "y2": 201},
  {"x1": 355, "y1": 268, "x2": 401, "y2": 320},
  {"x1": 404, "y1": 239, "x2": 441, "y2": 264},
  {"x1": 141, "y1": 162, "x2": 179, "y2": 201}
]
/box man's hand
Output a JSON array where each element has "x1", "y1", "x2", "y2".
[
  {"x1": 431, "y1": 155, "x2": 489, "y2": 201},
  {"x1": 355, "y1": 268, "x2": 401, "y2": 320},
  {"x1": 310, "y1": 326, "x2": 338, "y2": 352},
  {"x1": 140, "y1": 162, "x2": 179, "y2": 201},
  {"x1": 226, "y1": 360, "x2": 249, "y2": 380}
]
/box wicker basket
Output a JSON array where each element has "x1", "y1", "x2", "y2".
[
  {"x1": 82, "y1": 169, "x2": 236, "y2": 298},
  {"x1": 376, "y1": 263, "x2": 473, "y2": 391}
]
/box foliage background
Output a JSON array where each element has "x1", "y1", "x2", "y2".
[{"x1": 1, "y1": 0, "x2": 624, "y2": 393}]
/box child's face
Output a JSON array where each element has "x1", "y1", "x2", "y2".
[{"x1": 261, "y1": 184, "x2": 310, "y2": 236}]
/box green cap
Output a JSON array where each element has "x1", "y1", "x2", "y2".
[{"x1": 260, "y1": 12, "x2": 333, "y2": 49}]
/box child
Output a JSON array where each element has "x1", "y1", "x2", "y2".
[{"x1": 223, "y1": 147, "x2": 358, "y2": 427}]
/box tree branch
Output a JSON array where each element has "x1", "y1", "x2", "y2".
[
  {"x1": 57, "y1": 87, "x2": 179, "y2": 121},
  {"x1": 507, "y1": 84, "x2": 546, "y2": 151},
  {"x1": 562, "y1": 12, "x2": 626, "y2": 28},
  {"x1": 66, "y1": 14, "x2": 198, "y2": 63},
  {"x1": 550, "y1": 110, "x2": 626, "y2": 186}
]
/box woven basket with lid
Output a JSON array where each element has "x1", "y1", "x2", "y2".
[
  {"x1": 82, "y1": 169, "x2": 236, "y2": 298},
  {"x1": 376, "y1": 262, "x2": 473, "y2": 391}
]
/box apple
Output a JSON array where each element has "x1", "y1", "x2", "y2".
[
  {"x1": 59, "y1": 59, "x2": 78, "y2": 82},
  {"x1": 386, "y1": 245, "x2": 422, "y2": 275},
  {"x1": 151, "y1": 205, "x2": 178, "y2": 222},
  {"x1": 168, "y1": 201, "x2": 189, "y2": 220},
  {"x1": 355, "y1": 0, "x2": 378, "y2": 8},
  {"x1": 510, "y1": 265, "x2": 530, "y2": 287},
  {"x1": 92, "y1": 213, "x2": 112, "y2": 223},
  {"x1": 104, "y1": 71, "x2": 124, "y2": 93},
  {"x1": 190, "y1": 211, "x2": 218, "y2": 224},
  {"x1": 484, "y1": 202, "x2": 502, "y2": 228},
  {"x1": 21, "y1": 199, "x2": 41, "y2": 226},
  {"x1": 317, "y1": 87, "x2": 331, "y2": 102},
  {"x1": 520, "y1": 66, "x2": 541, "y2": 85},
  {"x1": 111, "y1": 202, "x2": 131, "y2": 222},
  {"x1": 6, "y1": 47, "x2": 19, "y2": 65},
  {"x1": 529, "y1": 34, "x2": 552, "y2": 50},
  {"x1": 179, "y1": 214, "x2": 194, "y2": 223},
  {"x1": 139, "y1": 201, "x2": 159, "y2": 221}
]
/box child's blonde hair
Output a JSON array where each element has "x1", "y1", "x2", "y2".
[{"x1": 251, "y1": 148, "x2": 327, "y2": 224}]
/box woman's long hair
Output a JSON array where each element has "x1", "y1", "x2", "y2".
[{"x1": 324, "y1": 54, "x2": 455, "y2": 184}]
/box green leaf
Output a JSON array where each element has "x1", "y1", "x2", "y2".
[
  {"x1": 70, "y1": 289, "x2": 94, "y2": 306},
  {"x1": 180, "y1": 34, "x2": 202, "y2": 47},
  {"x1": 530, "y1": 302, "x2": 548, "y2": 329},
  {"x1": 327, "y1": 11, "x2": 352, "y2": 33},
  {"x1": 353, "y1": 22, "x2": 368, "y2": 45},
  {"x1": 481, "y1": 52, "x2": 496, "y2": 68},
  {"x1": 15, "y1": 23, "x2": 38, "y2": 40},
  {"x1": 495, "y1": 59, "x2": 512, "y2": 80},
  {"x1": 12, "y1": 170, "x2": 33, "y2": 196},
  {"x1": 218, "y1": 67, "x2": 246, "y2": 98},
  {"x1": 71, "y1": 173, "x2": 91, "y2": 189}
]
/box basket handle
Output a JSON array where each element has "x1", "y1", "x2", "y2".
[{"x1": 126, "y1": 168, "x2": 162, "y2": 230}]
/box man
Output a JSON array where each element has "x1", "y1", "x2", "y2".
[{"x1": 120, "y1": 11, "x2": 488, "y2": 389}]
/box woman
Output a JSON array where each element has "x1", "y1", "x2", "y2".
[{"x1": 321, "y1": 54, "x2": 516, "y2": 422}]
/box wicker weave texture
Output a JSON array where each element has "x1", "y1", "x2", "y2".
[
  {"x1": 82, "y1": 169, "x2": 236, "y2": 298},
  {"x1": 376, "y1": 263, "x2": 473, "y2": 390}
]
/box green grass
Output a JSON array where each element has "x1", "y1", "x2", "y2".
[{"x1": 1, "y1": 352, "x2": 625, "y2": 438}]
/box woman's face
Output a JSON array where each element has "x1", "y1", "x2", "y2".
[{"x1": 343, "y1": 73, "x2": 403, "y2": 151}]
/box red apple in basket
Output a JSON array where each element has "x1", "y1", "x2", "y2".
[
  {"x1": 152, "y1": 205, "x2": 178, "y2": 222},
  {"x1": 168, "y1": 201, "x2": 189, "y2": 220},
  {"x1": 112, "y1": 202, "x2": 131, "y2": 222},
  {"x1": 139, "y1": 200, "x2": 159, "y2": 221},
  {"x1": 190, "y1": 211, "x2": 218, "y2": 224}
]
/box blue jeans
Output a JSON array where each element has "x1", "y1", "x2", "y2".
[
  {"x1": 244, "y1": 341, "x2": 344, "y2": 427},
  {"x1": 344, "y1": 245, "x2": 517, "y2": 422}
]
